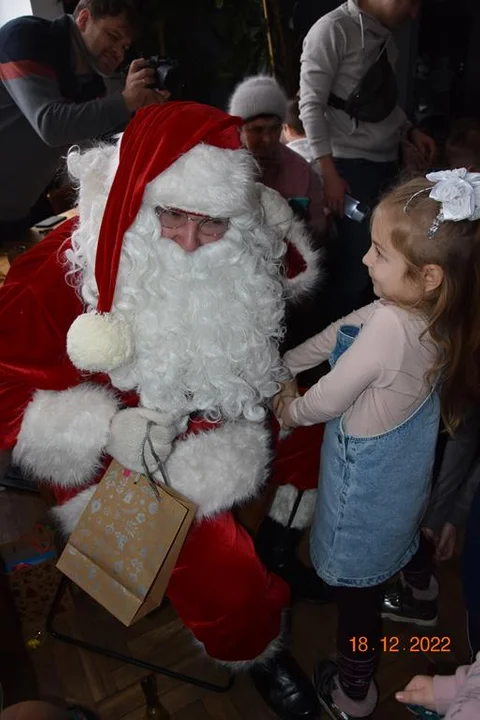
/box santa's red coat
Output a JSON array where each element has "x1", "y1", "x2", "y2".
[{"x1": 0, "y1": 220, "x2": 324, "y2": 661}]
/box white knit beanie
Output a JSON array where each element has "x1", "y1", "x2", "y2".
[{"x1": 228, "y1": 75, "x2": 288, "y2": 123}]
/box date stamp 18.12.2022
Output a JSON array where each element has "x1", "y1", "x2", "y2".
[{"x1": 349, "y1": 636, "x2": 452, "y2": 653}]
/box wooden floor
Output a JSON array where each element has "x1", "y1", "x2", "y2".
[{"x1": 0, "y1": 489, "x2": 471, "y2": 719}]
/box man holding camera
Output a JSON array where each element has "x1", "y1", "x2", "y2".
[
  {"x1": 299, "y1": 0, "x2": 436, "y2": 322},
  {"x1": 0, "y1": 0, "x2": 167, "y2": 243}
]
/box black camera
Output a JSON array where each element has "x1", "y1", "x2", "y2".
[{"x1": 145, "y1": 56, "x2": 184, "y2": 98}]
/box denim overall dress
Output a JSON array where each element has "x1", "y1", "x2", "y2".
[{"x1": 310, "y1": 324, "x2": 440, "y2": 587}]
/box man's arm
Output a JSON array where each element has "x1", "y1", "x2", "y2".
[
  {"x1": 3, "y1": 74, "x2": 131, "y2": 147},
  {"x1": 298, "y1": 20, "x2": 345, "y2": 163},
  {"x1": 299, "y1": 20, "x2": 351, "y2": 215}
]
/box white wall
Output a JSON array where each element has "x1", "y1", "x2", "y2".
[
  {"x1": 0, "y1": 0, "x2": 32, "y2": 27},
  {"x1": 0, "y1": 0, "x2": 63, "y2": 27}
]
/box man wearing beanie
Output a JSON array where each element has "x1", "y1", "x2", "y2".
[
  {"x1": 228, "y1": 75, "x2": 326, "y2": 239},
  {"x1": 0, "y1": 102, "x2": 323, "y2": 719}
]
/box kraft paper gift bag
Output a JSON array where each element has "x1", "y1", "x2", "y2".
[{"x1": 57, "y1": 429, "x2": 197, "y2": 626}]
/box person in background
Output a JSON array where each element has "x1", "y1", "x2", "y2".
[
  {"x1": 228, "y1": 75, "x2": 326, "y2": 240},
  {"x1": 445, "y1": 117, "x2": 480, "y2": 170},
  {"x1": 274, "y1": 169, "x2": 480, "y2": 718},
  {"x1": 0, "y1": 0, "x2": 168, "y2": 243},
  {"x1": 299, "y1": 0, "x2": 436, "y2": 322},
  {"x1": 396, "y1": 653, "x2": 480, "y2": 719},
  {"x1": 283, "y1": 96, "x2": 318, "y2": 170}
]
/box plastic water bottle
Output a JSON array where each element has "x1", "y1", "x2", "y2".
[{"x1": 344, "y1": 194, "x2": 369, "y2": 223}]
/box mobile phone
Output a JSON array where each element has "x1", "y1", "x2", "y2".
[
  {"x1": 405, "y1": 704, "x2": 444, "y2": 719},
  {"x1": 35, "y1": 214, "x2": 67, "y2": 229}
]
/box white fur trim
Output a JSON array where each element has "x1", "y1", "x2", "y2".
[
  {"x1": 164, "y1": 420, "x2": 271, "y2": 518},
  {"x1": 67, "y1": 313, "x2": 134, "y2": 372},
  {"x1": 194, "y1": 627, "x2": 284, "y2": 670},
  {"x1": 51, "y1": 486, "x2": 97, "y2": 536},
  {"x1": 67, "y1": 142, "x2": 119, "y2": 220},
  {"x1": 258, "y1": 184, "x2": 320, "y2": 300},
  {"x1": 258, "y1": 183, "x2": 294, "y2": 235},
  {"x1": 13, "y1": 384, "x2": 119, "y2": 488},
  {"x1": 143, "y1": 144, "x2": 260, "y2": 219},
  {"x1": 285, "y1": 215, "x2": 321, "y2": 300},
  {"x1": 268, "y1": 485, "x2": 317, "y2": 530}
]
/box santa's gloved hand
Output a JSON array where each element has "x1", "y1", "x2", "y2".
[{"x1": 106, "y1": 407, "x2": 178, "y2": 472}]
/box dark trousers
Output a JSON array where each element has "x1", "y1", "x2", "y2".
[
  {"x1": 462, "y1": 481, "x2": 480, "y2": 658},
  {"x1": 334, "y1": 534, "x2": 433, "y2": 698},
  {"x1": 325, "y1": 158, "x2": 398, "y2": 324}
]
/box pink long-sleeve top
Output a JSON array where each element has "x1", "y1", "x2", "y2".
[
  {"x1": 433, "y1": 653, "x2": 480, "y2": 718},
  {"x1": 283, "y1": 301, "x2": 438, "y2": 436}
]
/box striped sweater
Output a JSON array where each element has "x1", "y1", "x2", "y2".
[{"x1": 0, "y1": 13, "x2": 129, "y2": 222}]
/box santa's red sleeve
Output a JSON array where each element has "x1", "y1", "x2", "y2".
[{"x1": 0, "y1": 221, "x2": 120, "y2": 488}]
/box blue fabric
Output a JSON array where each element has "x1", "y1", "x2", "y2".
[{"x1": 310, "y1": 323, "x2": 440, "y2": 587}]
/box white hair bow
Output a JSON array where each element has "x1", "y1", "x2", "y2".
[{"x1": 426, "y1": 168, "x2": 480, "y2": 226}]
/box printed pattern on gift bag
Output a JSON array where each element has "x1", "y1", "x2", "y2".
[{"x1": 57, "y1": 462, "x2": 196, "y2": 626}]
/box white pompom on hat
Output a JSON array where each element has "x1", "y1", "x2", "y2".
[
  {"x1": 67, "y1": 312, "x2": 134, "y2": 373},
  {"x1": 66, "y1": 102, "x2": 243, "y2": 373},
  {"x1": 228, "y1": 75, "x2": 288, "y2": 123}
]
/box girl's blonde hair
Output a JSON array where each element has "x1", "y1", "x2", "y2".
[{"x1": 378, "y1": 176, "x2": 480, "y2": 431}]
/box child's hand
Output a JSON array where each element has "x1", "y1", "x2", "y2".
[
  {"x1": 396, "y1": 675, "x2": 435, "y2": 710},
  {"x1": 273, "y1": 379, "x2": 300, "y2": 429},
  {"x1": 273, "y1": 379, "x2": 299, "y2": 416},
  {"x1": 421, "y1": 523, "x2": 457, "y2": 562},
  {"x1": 278, "y1": 395, "x2": 297, "y2": 429},
  {"x1": 435, "y1": 522, "x2": 456, "y2": 561}
]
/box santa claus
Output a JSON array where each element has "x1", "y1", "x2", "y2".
[{"x1": 0, "y1": 102, "x2": 323, "y2": 719}]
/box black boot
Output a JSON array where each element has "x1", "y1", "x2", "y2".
[
  {"x1": 256, "y1": 517, "x2": 333, "y2": 604},
  {"x1": 382, "y1": 579, "x2": 438, "y2": 627},
  {"x1": 250, "y1": 649, "x2": 322, "y2": 719}
]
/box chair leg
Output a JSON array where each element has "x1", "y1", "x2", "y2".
[{"x1": 46, "y1": 577, "x2": 235, "y2": 693}]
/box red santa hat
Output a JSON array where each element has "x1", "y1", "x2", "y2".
[{"x1": 67, "y1": 102, "x2": 243, "y2": 373}]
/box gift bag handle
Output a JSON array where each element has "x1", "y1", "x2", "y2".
[{"x1": 141, "y1": 420, "x2": 173, "y2": 501}]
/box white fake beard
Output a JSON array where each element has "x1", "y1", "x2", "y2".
[{"x1": 80, "y1": 207, "x2": 286, "y2": 422}]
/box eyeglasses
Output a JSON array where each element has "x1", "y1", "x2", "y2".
[{"x1": 155, "y1": 206, "x2": 230, "y2": 238}]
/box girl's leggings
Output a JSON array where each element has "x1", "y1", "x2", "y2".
[{"x1": 333, "y1": 533, "x2": 434, "y2": 699}]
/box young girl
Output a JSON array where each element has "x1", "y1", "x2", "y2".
[{"x1": 275, "y1": 169, "x2": 480, "y2": 719}]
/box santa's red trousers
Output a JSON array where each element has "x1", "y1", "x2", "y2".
[{"x1": 165, "y1": 421, "x2": 323, "y2": 662}]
